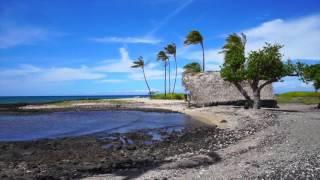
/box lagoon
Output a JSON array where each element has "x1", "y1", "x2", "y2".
[{"x1": 0, "y1": 110, "x2": 192, "y2": 141}]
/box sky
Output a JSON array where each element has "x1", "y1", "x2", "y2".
[{"x1": 0, "y1": 0, "x2": 319, "y2": 96}]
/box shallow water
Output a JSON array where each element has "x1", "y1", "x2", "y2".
[
  {"x1": 0, "y1": 110, "x2": 193, "y2": 141},
  {"x1": 0, "y1": 95, "x2": 148, "y2": 104}
]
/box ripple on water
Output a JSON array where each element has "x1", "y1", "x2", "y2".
[{"x1": 0, "y1": 110, "x2": 194, "y2": 141}]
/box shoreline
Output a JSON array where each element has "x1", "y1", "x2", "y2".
[
  {"x1": 3, "y1": 99, "x2": 317, "y2": 179},
  {"x1": 5, "y1": 98, "x2": 226, "y2": 128},
  {"x1": 0, "y1": 98, "x2": 242, "y2": 179}
]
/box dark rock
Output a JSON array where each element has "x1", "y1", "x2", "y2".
[{"x1": 220, "y1": 119, "x2": 228, "y2": 123}]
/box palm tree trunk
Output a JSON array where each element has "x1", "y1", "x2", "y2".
[
  {"x1": 173, "y1": 55, "x2": 177, "y2": 94},
  {"x1": 200, "y1": 41, "x2": 205, "y2": 72},
  {"x1": 142, "y1": 67, "x2": 151, "y2": 97},
  {"x1": 168, "y1": 60, "x2": 171, "y2": 94},
  {"x1": 164, "y1": 63, "x2": 167, "y2": 97}
]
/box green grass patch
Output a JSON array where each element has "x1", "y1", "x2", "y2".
[
  {"x1": 151, "y1": 93, "x2": 185, "y2": 100},
  {"x1": 276, "y1": 91, "x2": 320, "y2": 104}
]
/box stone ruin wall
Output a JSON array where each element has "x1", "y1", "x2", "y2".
[{"x1": 183, "y1": 71, "x2": 277, "y2": 107}]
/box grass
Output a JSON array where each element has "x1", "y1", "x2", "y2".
[
  {"x1": 151, "y1": 93, "x2": 185, "y2": 100},
  {"x1": 276, "y1": 91, "x2": 320, "y2": 104}
]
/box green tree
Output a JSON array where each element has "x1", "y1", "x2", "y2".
[
  {"x1": 299, "y1": 64, "x2": 320, "y2": 92},
  {"x1": 299, "y1": 63, "x2": 320, "y2": 108},
  {"x1": 184, "y1": 30, "x2": 205, "y2": 72},
  {"x1": 221, "y1": 33, "x2": 293, "y2": 109},
  {"x1": 165, "y1": 43, "x2": 177, "y2": 93},
  {"x1": 131, "y1": 56, "x2": 152, "y2": 96},
  {"x1": 246, "y1": 43, "x2": 289, "y2": 109},
  {"x1": 183, "y1": 62, "x2": 201, "y2": 74},
  {"x1": 157, "y1": 51, "x2": 169, "y2": 96},
  {"x1": 220, "y1": 33, "x2": 251, "y2": 102}
]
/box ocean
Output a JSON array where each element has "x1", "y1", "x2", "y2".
[{"x1": 0, "y1": 95, "x2": 148, "y2": 104}]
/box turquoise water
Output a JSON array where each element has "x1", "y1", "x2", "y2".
[
  {"x1": 0, "y1": 95, "x2": 147, "y2": 104},
  {"x1": 0, "y1": 110, "x2": 192, "y2": 141}
]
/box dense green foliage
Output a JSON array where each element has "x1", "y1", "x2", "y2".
[
  {"x1": 298, "y1": 64, "x2": 320, "y2": 92},
  {"x1": 183, "y1": 62, "x2": 201, "y2": 74},
  {"x1": 151, "y1": 93, "x2": 185, "y2": 100},
  {"x1": 276, "y1": 91, "x2": 320, "y2": 104},
  {"x1": 246, "y1": 43, "x2": 286, "y2": 81},
  {"x1": 220, "y1": 33, "x2": 247, "y2": 81},
  {"x1": 184, "y1": 30, "x2": 205, "y2": 72},
  {"x1": 220, "y1": 33, "x2": 294, "y2": 109}
]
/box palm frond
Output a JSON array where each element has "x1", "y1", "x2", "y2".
[
  {"x1": 184, "y1": 30, "x2": 203, "y2": 45},
  {"x1": 131, "y1": 56, "x2": 144, "y2": 68}
]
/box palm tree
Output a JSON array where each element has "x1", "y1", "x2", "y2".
[
  {"x1": 182, "y1": 62, "x2": 201, "y2": 89},
  {"x1": 183, "y1": 62, "x2": 201, "y2": 74},
  {"x1": 157, "y1": 51, "x2": 169, "y2": 96},
  {"x1": 184, "y1": 30, "x2": 205, "y2": 72},
  {"x1": 131, "y1": 56, "x2": 151, "y2": 96},
  {"x1": 165, "y1": 43, "x2": 177, "y2": 94},
  {"x1": 168, "y1": 58, "x2": 171, "y2": 94}
]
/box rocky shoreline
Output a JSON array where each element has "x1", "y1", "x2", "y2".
[
  {"x1": 0, "y1": 100, "x2": 279, "y2": 179},
  {"x1": 0, "y1": 125, "x2": 228, "y2": 179},
  {"x1": 10, "y1": 99, "x2": 320, "y2": 180}
]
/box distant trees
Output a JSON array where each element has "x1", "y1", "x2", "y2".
[
  {"x1": 131, "y1": 56, "x2": 152, "y2": 96},
  {"x1": 221, "y1": 33, "x2": 294, "y2": 109},
  {"x1": 184, "y1": 30, "x2": 205, "y2": 72},
  {"x1": 157, "y1": 51, "x2": 169, "y2": 96},
  {"x1": 298, "y1": 63, "x2": 320, "y2": 108},
  {"x1": 298, "y1": 64, "x2": 320, "y2": 92}
]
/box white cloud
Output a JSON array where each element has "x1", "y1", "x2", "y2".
[
  {"x1": 129, "y1": 62, "x2": 164, "y2": 80},
  {"x1": 95, "y1": 47, "x2": 134, "y2": 73},
  {"x1": 179, "y1": 14, "x2": 320, "y2": 72},
  {"x1": 90, "y1": 36, "x2": 161, "y2": 44},
  {"x1": 0, "y1": 47, "x2": 167, "y2": 87},
  {"x1": 0, "y1": 65, "x2": 106, "y2": 82},
  {"x1": 97, "y1": 79, "x2": 126, "y2": 83},
  {"x1": 0, "y1": 25, "x2": 52, "y2": 49},
  {"x1": 40, "y1": 66, "x2": 105, "y2": 82},
  {"x1": 179, "y1": 47, "x2": 223, "y2": 64},
  {"x1": 178, "y1": 46, "x2": 223, "y2": 71},
  {"x1": 244, "y1": 14, "x2": 320, "y2": 60}
]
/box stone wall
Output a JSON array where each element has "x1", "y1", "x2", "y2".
[{"x1": 183, "y1": 71, "x2": 277, "y2": 107}]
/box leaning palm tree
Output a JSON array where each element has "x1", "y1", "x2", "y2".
[
  {"x1": 165, "y1": 43, "x2": 177, "y2": 94},
  {"x1": 182, "y1": 62, "x2": 201, "y2": 88},
  {"x1": 183, "y1": 62, "x2": 201, "y2": 74},
  {"x1": 131, "y1": 56, "x2": 151, "y2": 96},
  {"x1": 157, "y1": 51, "x2": 169, "y2": 96},
  {"x1": 184, "y1": 30, "x2": 205, "y2": 72}
]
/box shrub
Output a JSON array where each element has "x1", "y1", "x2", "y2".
[{"x1": 151, "y1": 93, "x2": 185, "y2": 100}]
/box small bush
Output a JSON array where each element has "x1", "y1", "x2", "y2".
[{"x1": 151, "y1": 93, "x2": 185, "y2": 100}]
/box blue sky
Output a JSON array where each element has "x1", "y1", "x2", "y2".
[{"x1": 0, "y1": 0, "x2": 319, "y2": 96}]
